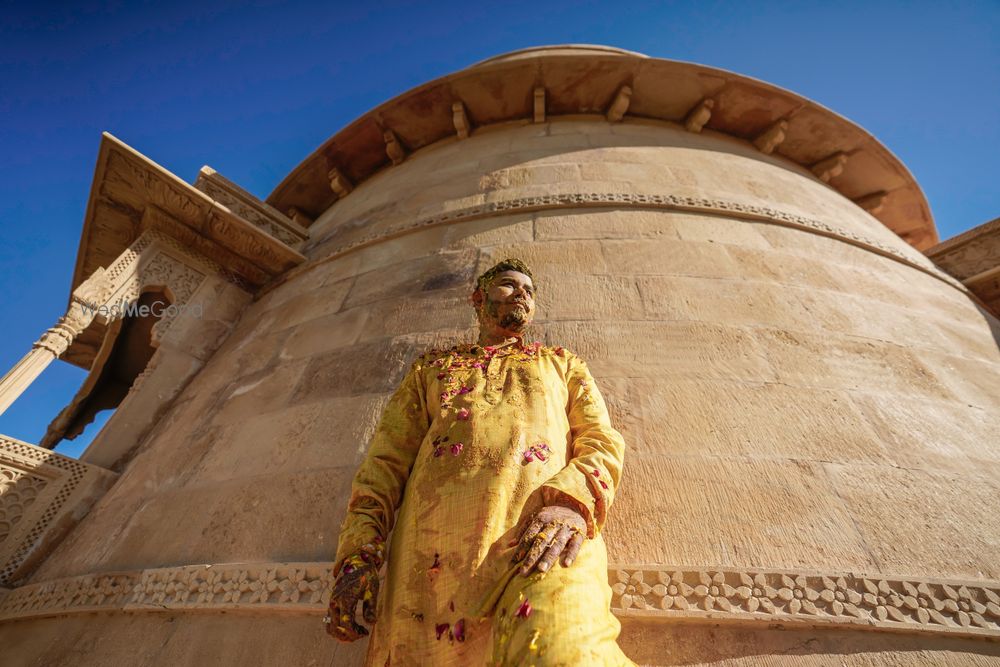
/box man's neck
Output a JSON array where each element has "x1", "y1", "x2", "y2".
[{"x1": 476, "y1": 330, "x2": 524, "y2": 347}]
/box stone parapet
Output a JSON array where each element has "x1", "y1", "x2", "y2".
[{"x1": 0, "y1": 435, "x2": 117, "y2": 587}]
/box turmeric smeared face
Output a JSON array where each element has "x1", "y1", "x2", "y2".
[{"x1": 474, "y1": 270, "x2": 536, "y2": 333}]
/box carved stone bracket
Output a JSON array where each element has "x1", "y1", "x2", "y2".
[
  {"x1": 452, "y1": 101, "x2": 471, "y2": 139},
  {"x1": 0, "y1": 435, "x2": 118, "y2": 587},
  {"x1": 1, "y1": 561, "x2": 997, "y2": 641}
]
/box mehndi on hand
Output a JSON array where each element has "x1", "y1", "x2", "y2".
[
  {"x1": 513, "y1": 505, "x2": 587, "y2": 575},
  {"x1": 324, "y1": 540, "x2": 385, "y2": 641}
]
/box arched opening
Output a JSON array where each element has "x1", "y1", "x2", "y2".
[{"x1": 41, "y1": 289, "x2": 168, "y2": 451}]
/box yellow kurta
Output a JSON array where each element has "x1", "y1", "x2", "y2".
[{"x1": 334, "y1": 339, "x2": 635, "y2": 667}]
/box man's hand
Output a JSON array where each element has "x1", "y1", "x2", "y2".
[
  {"x1": 324, "y1": 559, "x2": 380, "y2": 641},
  {"x1": 513, "y1": 505, "x2": 587, "y2": 575}
]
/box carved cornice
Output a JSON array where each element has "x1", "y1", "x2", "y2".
[
  {"x1": 194, "y1": 167, "x2": 308, "y2": 248},
  {"x1": 2, "y1": 561, "x2": 997, "y2": 641},
  {"x1": 72, "y1": 133, "x2": 305, "y2": 304},
  {"x1": 265, "y1": 47, "x2": 937, "y2": 251},
  {"x1": 66, "y1": 135, "x2": 303, "y2": 369},
  {"x1": 271, "y1": 191, "x2": 966, "y2": 302}
]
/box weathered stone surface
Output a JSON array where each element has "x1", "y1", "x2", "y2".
[
  {"x1": 827, "y1": 463, "x2": 1000, "y2": 580},
  {"x1": 544, "y1": 320, "x2": 776, "y2": 381},
  {"x1": 629, "y1": 379, "x2": 892, "y2": 465},
  {"x1": 605, "y1": 457, "x2": 878, "y2": 571},
  {"x1": 341, "y1": 249, "x2": 479, "y2": 309},
  {"x1": 602, "y1": 238, "x2": 745, "y2": 279},
  {"x1": 0, "y1": 605, "x2": 368, "y2": 667},
  {"x1": 754, "y1": 327, "x2": 956, "y2": 399},
  {"x1": 534, "y1": 208, "x2": 684, "y2": 241},
  {"x1": 615, "y1": 622, "x2": 1000, "y2": 666}
]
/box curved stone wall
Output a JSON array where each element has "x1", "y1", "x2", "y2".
[{"x1": 2, "y1": 118, "x2": 998, "y2": 665}]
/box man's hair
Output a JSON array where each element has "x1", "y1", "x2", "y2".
[{"x1": 475, "y1": 258, "x2": 536, "y2": 293}]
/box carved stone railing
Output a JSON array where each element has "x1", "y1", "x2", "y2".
[
  {"x1": 193, "y1": 167, "x2": 309, "y2": 248},
  {"x1": 1, "y1": 560, "x2": 997, "y2": 641},
  {"x1": 0, "y1": 435, "x2": 118, "y2": 587}
]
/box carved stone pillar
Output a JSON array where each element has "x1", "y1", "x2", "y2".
[
  {"x1": 0, "y1": 270, "x2": 112, "y2": 416},
  {"x1": 0, "y1": 228, "x2": 214, "y2": 418}
]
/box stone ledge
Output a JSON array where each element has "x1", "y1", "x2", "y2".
[
  {"x1": 2, "y1": 561, "x2": 997, "y2": 641},
  {"x1": 266, "y1": 191, "x2": 966, "y2": 304}
]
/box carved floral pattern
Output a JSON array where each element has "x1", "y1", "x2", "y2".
[
  {"x1": 1, "y1": 562, "x2": 998, "y2": 641},
  {"x1": 0, "y1": 468, "x2": 48, "y2": 546},
  {"x1": 610, "y1": 568, "x2": 1000, "y2": 638},
  {"x1": 0, "y1": 563, "x2": 334, "y2": 622}
]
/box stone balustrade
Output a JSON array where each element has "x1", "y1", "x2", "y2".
[{"x1": 0, "y1": 434, "x2": 118, "y2": 588}]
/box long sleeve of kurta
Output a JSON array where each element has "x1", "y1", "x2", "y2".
[
  {"x1": 333, "y1": 356, "x2": 429, "y2": 576},
  {"x1": 541, "y1": 352, "x2": 626, "y2": 538}
]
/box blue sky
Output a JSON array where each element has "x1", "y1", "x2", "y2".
[{"x1": 1, "y1": 0, "x2": 998, "y2": 459}]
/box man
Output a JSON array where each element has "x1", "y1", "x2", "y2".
[{"x1": 325, "y1": 258, "x2": 635, "y2": 666}]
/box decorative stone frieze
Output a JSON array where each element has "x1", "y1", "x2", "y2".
[
  {"x1": 610, "y1": 567, "x2": 1000, "y2": 640},
  {"x1": 926, "y1": 216, "x2": 1000, "y2": 281},
  {"x1": 294, "y1": 190, "x2": 966, "y2": 298},
  {"x1": 0, "y1": 562, "x2": 333, "y2": 621},
  {"x1": 2, "y1": 561, "x2": 997, "y2": 642},
  {"x1": 0, "y1": 435, "x2": 118, "y2": 587}
]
